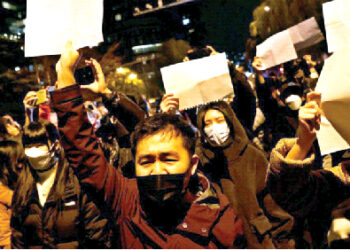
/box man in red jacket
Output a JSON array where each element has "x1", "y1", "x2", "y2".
[{"x1": 51, "y1": 41, "x2": 245, "y2": 248}]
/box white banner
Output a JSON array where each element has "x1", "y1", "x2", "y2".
[
  {"x1": 288, "y1": 17, "x2": 324, "y2": 51},
  {"x1": 315, "y1": 49, "x2": 350, "y2": 155},
  {"x1": 256, "y1": 30, "x2": 297, "y2": 70},
  {"x1": 323, "y1": 0, "x2": 350, "y2": 53},
  {"x1": 25, "y1": 0, "x2": 104, "y2": 57},
  {"x1": 161, "y1": 53, "x2": 234, "y2": 110}
]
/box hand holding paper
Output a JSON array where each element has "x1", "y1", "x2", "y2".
[
  {"x1": 160, "y1": 93, "x2": 180, "y2": 113},
  {"x1": 55, "y1": 41, "x2": 79, "y2": 89},
  {"x1": 315, "y1": 48, "x2": 350, "y2": 155},
  {"x1": 160, "y1": 53, "x2": 234, "y2": 110},
  {"x1": 287, "y1": 91, "x2": 322, "y2": 161}
]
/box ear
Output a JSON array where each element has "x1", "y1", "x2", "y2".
[{"x1": 189, "y1": 154, "x2": 199, "y2": 176}]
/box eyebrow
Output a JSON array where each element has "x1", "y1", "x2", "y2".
[{"x1": 137, "y1": 151, "x2": 180, "y2": 159}]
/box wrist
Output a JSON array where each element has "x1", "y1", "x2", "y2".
[
  {"x1": 56, "y1": 72, "x2": 76, "y2": 89},
  {"x1": 286, "y1": 138, "x2": 313, "y2": 160},
  {"x1": 101, "y1": 88, "x2": 112, "y2": 95}
]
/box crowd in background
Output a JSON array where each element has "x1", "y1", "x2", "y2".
[{"x1": 0, "y1": 41, "x2": 349, "y2": 249}]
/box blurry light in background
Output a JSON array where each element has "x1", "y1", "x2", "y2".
[
  {"x1": 128, "y1": 73, "x2": 137, "y2": 80},
  {"x1": 15, "y1": 66, "x2": 20, "y2": 72},
  {"x1": 2, "y1": 1, "x2": 17, "y2": 10},
  {"x1": 134, "y1": 7, "x2": 141, "y2": 13},
  {"x1": 264, "y1": 6, "x2": 270, "y2": 12},
  {"x1": 116, "y1": 67, "x2": 125, "y2": 74},
  {"x1": 115, "y1": 13, "x2": 122, "y2": 21},
  {"x1": 182, "y1": 17, "x2": 190, "y2": 26}
]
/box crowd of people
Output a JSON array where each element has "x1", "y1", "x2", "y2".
[{"x1": 0, "y1": 40, "x2": 349, "y2": 249}]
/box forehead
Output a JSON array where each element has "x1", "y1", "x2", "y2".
[
  {"x1": 24, "y1": 142, "x2": 49, "y2": 149},
  {"x1": 204, "y1": 109, "x2": 225, "y2": 121},
  {"x1": 135, "y1": 130, "x2": 188, "y2": 155}
]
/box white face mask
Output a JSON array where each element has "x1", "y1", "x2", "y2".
[
  {"x1": 204, "y1": 123, "x2": 230, "y2": 146},
  {"x1": 25, "y1": 146, "x2": 57, "y2": 172},
  {"x1": 285, "y1": 94, "x2": 302, "y2": 110}
]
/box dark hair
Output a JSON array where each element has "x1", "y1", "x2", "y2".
[
  {"x1": 13, "y1": 119, "x2": 69, "y2": 220},
  {"x1": 0, "y1": 117, "x2": 8, "y2": 135},
  {"x1": 0, "y1": 140, "x2": 24, "y2": 190},
  {"x1": 22, "y1": 119, "x2": 59, "y2": 147},
  {"x1": 131, "y1": 113, "x2": 196, "y2": 157}
]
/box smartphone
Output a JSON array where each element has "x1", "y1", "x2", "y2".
[
  {"x1": 74, "y1": 66, "x2": 95, "y2": 85},
  {"x1": 36, "y1": 89, "x2": 48, "y2": 105}
]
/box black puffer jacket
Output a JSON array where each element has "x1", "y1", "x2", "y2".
[{"x1": 11, "y1": 168, "x2": 111, "y2": 249}]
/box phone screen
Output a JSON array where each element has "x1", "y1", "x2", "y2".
[
  {"x1": 74, "y1": 66, "x2": 95, "y2": 85},
  {"x1": 36, "y1": 89, "x2": 48, "y2": 105}
]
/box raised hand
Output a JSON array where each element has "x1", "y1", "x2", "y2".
[
  {"x1": 160, "y1": 93, "x2": 179, "y2": 113},
  {"x1": 286, "y1": 91, "x2": 322, "y2": 160},
  {"x1": 80, "y1": 58, "x2": 111, "y2": 100},
  {"x1": 55, "y1": 41, "x2": 80, "y2": 89},
  {"x1": 252, "y1": 56, "x2": 265, "y2": 72},
  {"x1": 23, "y1": 91, "x2": 38, "y2": 109}
]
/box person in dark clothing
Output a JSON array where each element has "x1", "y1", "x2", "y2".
[
  {"x1": 0, "y1": 140, "x2": 24, "y2": 249},
  {"x1": 185, "y1": 46, "x2": 257, "y2": 136},
  {"x1": 195, "y1": 101, "x2": 295, "y2": 248},
  {"x1": 11, "y1": 119, "x2": 111, "y2": 249},
  {"x1": 229, "y1": 65, "x2": 256, "y2": 137},
  {"x1": 266, "y1": 92, "x2": 350, "y2": 248},
  {"x1": 51, "y1": 41, "x2": 246, "y2": 249}
]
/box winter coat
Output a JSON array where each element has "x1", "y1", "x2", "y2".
[
  {"x1": 11, "y1": 167, "x2": 110, "y2": 249},
  {"x1": 0, "y1": 182, "x2": 12, "y2": 249},
  {"x1": 51, "y1": 84, "x2": 245, "y2": 249},
  {"x1": 99, "y1": 92, "x2": 146, "y2": 177},
  {"x1": 230, "y1": 67, "x2": 256, "y2": 136},
  {"x1": 196, "y1": 101, "x2": 295, "y2": 248},
  {"x1": 267, "y1": 138, "x2": 350, "y2": 248}
]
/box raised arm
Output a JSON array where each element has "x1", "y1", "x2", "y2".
[
  {"x1": 52, "y1": 41, "x2": 136, "y2": 217},
  {"x1": 266, "y1": 92, "x2": 346, "y2": 217}
]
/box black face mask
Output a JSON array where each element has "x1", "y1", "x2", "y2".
[{"x1": 137, "y1": 174, "x2": 190, "y2": 232}]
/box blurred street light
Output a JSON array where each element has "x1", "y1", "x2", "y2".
[
  {"x1": 116, "y1": 67, "x2": 126, "y2": 74},
  {"x1": 128, "y1": 73, "x2": 137, "y2": 80},
  {"x1": 264, "y1": 6, "x2": 270, "y2": 12}
]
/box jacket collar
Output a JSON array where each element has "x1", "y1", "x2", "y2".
[
  {"x1": 30, "y1": 169, "x2": 77, "y2": 206},
  {"x1": 174, "y1": 172, "x2": 229, "y2": 237}
]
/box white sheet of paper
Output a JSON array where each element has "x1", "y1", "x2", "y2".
[
  {"x1": 288, "y1": 17, "x2": 325, "y2": 51},
  {"x1": 25, "y1": 0, "x2": 104, "y2": 57},
  {"x1": 160, "y1": 53, "x2": 234, "y2": 110},
  {"x1": 323, "y1": 0, "x2": 350, "y2": 53},
  {"x1": 316, "y1": 115, "x2": 350, "y2": 155},
  {"x1": 256, "y1": 30, "x2": 297, "y2": 70},
  {"x1": 315, "y1": 49, "x2": 350, "y2": 154}
]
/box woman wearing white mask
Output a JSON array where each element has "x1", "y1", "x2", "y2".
[
  {"x1": 11, "y1": 119, "x2": 111, "y2": 249},
  {"x1": 196, "y1": 101, "x2": 295, "y2": 249}
]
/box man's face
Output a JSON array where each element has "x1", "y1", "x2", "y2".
[{"x1": 135, "y1": 130, "x2": 197, "y2": 177}]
